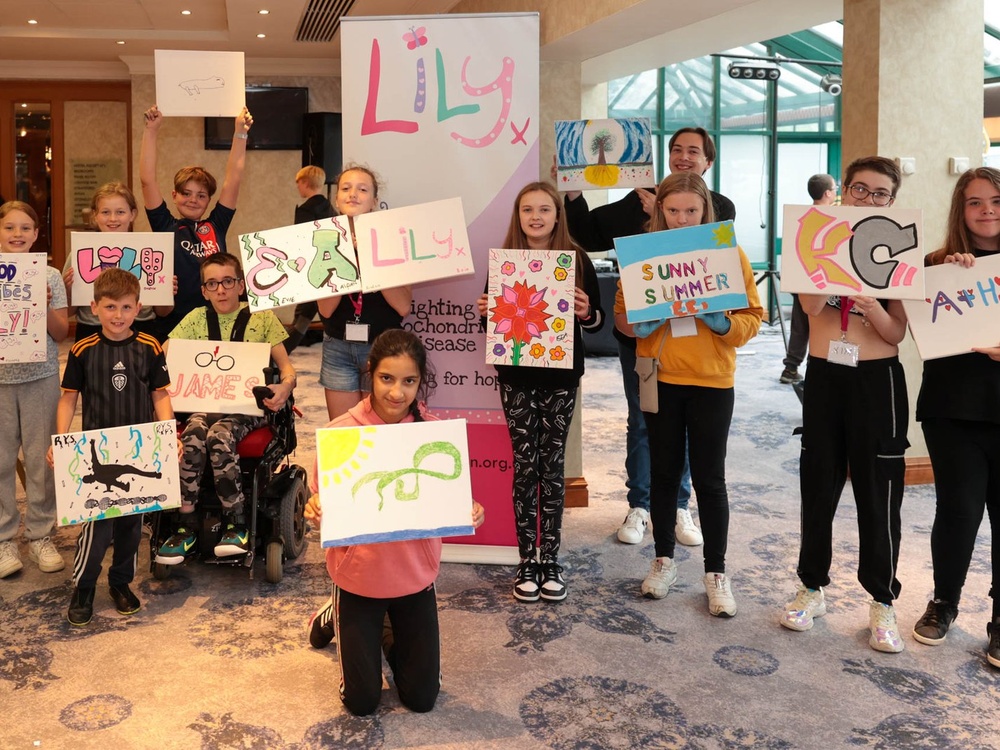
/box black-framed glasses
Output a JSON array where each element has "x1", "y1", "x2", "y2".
[
  {"x1": 202, "y1": 277, "x2": 239, "y2": 291},
  {"x1": 844, "y1": 183, "x2": 894, "y2": 207}
]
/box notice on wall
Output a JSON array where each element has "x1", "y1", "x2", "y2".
[{"x1": 69, "y1": 160, "x2": 124, "y2": 225}]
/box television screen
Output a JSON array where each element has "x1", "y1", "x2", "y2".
[{"x1": 204, "y1": 87, "x2": 308, "y2": 150}]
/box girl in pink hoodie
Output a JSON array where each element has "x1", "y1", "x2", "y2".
[{"x1": 305, "y1": 329, "x2": 484, "y2": 715}]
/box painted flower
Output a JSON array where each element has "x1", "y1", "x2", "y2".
[
  {"x1": 529, "y1": 259, "x2": 544, "y2": 273},
  {"x1": 493, "y1": 343, "x2": 507, "y2": 357},
  {"x1": 554, "y1": 267, "x2": 568, "y2": 282},
  {"x1": 557, "y1": 299, "x2": 570, "y2": 313},
  {"x1": 530, "y1": 343, "x2": 546, "y2": 358},
  {"x1": 489, "y1": 281, "x2": 552, "y2": 344},
  {"x1": 552, "y1": 318, "x2": 566, "y2": 332},
  {"x1": 549, "y1": 346, "x2": 567, "y2": 361},
  {"x1": 557, "y1": 253, "x2": 573, "y2": 268},
  {"x1": 501, "y1": 261, "x2": 516, "y2": 276}
]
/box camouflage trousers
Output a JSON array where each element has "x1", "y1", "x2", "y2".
[{"x1": 179, "y1": 413, "x2": 265, "y2": 513}]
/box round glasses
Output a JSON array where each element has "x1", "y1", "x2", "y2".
[
  {"x1": 845, "y1": 183, "x2": 893, "y2": 207},
  {"x1": 202, "y1": 276, "x2": 239, "y2": 291}
]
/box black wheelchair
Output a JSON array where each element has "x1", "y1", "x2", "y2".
[{"x1": 150, "y1": 369, "x2": 308, "y2": 583}]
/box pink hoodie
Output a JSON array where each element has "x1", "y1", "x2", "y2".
[{"x1": 313, "y1": 397, "x2": 442, "y2": 599}]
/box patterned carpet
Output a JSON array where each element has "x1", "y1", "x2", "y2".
[{"x1": 5, "y1": 324, "x2": 1000, "y2": 749}]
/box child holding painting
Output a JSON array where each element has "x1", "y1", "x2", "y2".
[
  {"x1": 154, "y1": 253, "x2": 295, "y2": 562},
  {"x1": 912, "y1": 167, "x2": 1000, "y2": 668},
  {"x1": 613, "y1": 172, "x2": 761, "y2": 616},
  {"x1": 0, "y1": 201, "x2": 69, "y2": 579},
  {"x1": 50, "y1": 268, "x2": 177, "y2": 625},
  {"x1": 316, "y1": 164, "x2": 412, "y2": 421},
  {"x1": 779, "y1": 156, "x2": 910, "y2": 653},
  {"x1": 62, "y1": 181, "x2": 175, "y2": 341},
  {"x1": 304, "y1": 328, "x2": 484, "y2": 715},
  {"x1": 476, "y1": 181, "x2": 603, "y2": 603},
  {"x1": 139, "y1": 104, "x2": 252, "y2": 341}
]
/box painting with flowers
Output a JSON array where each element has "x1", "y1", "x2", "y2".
[{"x1": 485, "y1": 248, "x2": 576, "y2": 369}]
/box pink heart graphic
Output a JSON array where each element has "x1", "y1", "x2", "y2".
[
  {"x1": 290, "y1": 257, "x2": 306, "y2": 273},
  {"x1": 98, "y1": 246, "x2": 123, "y2": 265}
]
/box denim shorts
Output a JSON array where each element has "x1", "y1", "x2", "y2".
[{"x1": 319, "y1": 335, "x2": 372, "y2": 392}]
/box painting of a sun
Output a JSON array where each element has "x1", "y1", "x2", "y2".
[{"x1": 317, "y1": 426, "x2": 376, "y2": 487}]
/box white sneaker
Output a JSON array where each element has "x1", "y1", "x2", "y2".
[
  {"x1": 780, "y1": 585, "x2": 826, "y2": 631},
  {"x1": 869, "y1": 600, "x2": 904, "y2": 653},
  {"x1": 0, "y1": 540, "x2": 22, "y2": 578},
  {"x1": 28, "y1": 536, "x2": 65, "y2": 573},
  {"x1": 641, "y1": 556, "x2": 677, "y2": 599},
  {"x1": 675, "y1": 508, "x2": 703, "y2": 546},
  {"x1": 617, "y1": 507, "x2": 649, "y2": 544},
  {"x1": 704, "y1": 572, "x2": 737, "y2": 617}
]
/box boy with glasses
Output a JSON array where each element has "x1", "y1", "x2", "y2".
[
  {"x1": 155, "y1": 254, "x2": 296, "y2": 562},
  {"x1": 780, "y1": 156, "x2": 911, "y2": 654}
]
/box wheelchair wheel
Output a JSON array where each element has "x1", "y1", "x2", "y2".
[
  {"x1": 265, "y1": 540, "x2": 283, "y2": 584},
  {"x1": 153, "y1": 562, "x2": 171, "y2": 581},
  {"x1": 280, "y1": 474, "x2": 308, "y2": 560}
]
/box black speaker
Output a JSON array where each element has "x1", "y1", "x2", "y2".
[{"x1": 302, "y1": 112, "x2": 342, "y2": 182}]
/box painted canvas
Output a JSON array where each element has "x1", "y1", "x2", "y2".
[
  {"x1": 780, "y1": 204, "x2": 924, "y2": 298},
  {"x1": 904, "y1": 253, "x2": 1000, "y2": 359},
  {"x1": 165, "y1": 338, "x2": 271, "y2": 416},
  {"x1": 53, "y1": 420, "x2": 180, "y2": 526},
  {"x1": 70, "y1": 232, "x2": 174, "y2": 306},
  {"x1": 317, "y1": 419, "x2": 475, "y2": 547},
  {"x1": 485, "y1": 248, "x2": 576, "y2": 369},
  {"x1": 554, "y1": 118, "x2": 654, "y2": 191},
  {"x1": 239, "y1": 216, "x2": 360, "y2": 312},
  {"x1": 615, "y1": 221, "x2": 748, "y2": 323},
  {"x1": 154, "y1": 49, "x2": 246, "y2": 117},
  {"x1": 353, "y1": 198, "x2": 474, "y2": 293},
  {"x1": 0, "y1": 252, "x2": 46, "y2": 364}
]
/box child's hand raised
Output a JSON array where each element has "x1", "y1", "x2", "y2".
[
  {"x1": 236, "y1": 106, "x2": 253, "y2": 135},
  {"x1": 144, "y1": 105, "x2": 163, "y2": 131}
]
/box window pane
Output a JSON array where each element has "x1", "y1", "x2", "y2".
[
  {"x1": 662, "y1": 56, "x2": 714, "y2": 133},
  {"x1": 716, "y1": 134, "x2": 768, "y2": 264}
]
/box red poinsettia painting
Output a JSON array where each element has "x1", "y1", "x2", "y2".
[{"x1": 489, "y1": 280, "x2": 552, "y2": 365}]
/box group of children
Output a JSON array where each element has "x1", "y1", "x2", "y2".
[{"x1": 3, "y1": 107, "x2": 999, "y2": 720}]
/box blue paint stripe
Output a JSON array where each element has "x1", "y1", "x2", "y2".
[
  {"x1": 322, "y1": 525, "x2": 475, "y2": 548},
  {"x1": 614, "y1": 221, "x2": 736, "y2": 266},
  {"x1": 626, "y1": 292, "x2": 750, "y2": 323}
]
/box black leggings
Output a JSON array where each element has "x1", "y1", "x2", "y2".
[
  {"x1": 644, "y1": 382, "x2": 734, "y2": 572},
  {"x1": 333, "y1": 584, "x2": 440, "y2": 716},
  {"x1": 923, "y1": 417, "x2": 1000, "y2": 619}
]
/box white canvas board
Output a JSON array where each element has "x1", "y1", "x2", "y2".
[
  {"x1": 353, "y1": 198, "x2": 474, "y2": 292},
  {"x1": 318, "y1": 419, "x2": 475, "y2": 548},
  {"x1": 53, "y1": 420, "x2": 180, "y2": 526},
  {"x1": 70, "y1": 232, "x2": 175, "y2": 306},
  {"x1": 780, "y1": 204, "x2": 924, "y2": 299},
  {"x1": 165, "y1": 338, "x2": 271, "y2": 415},
  {"x1": 0, "y1": 253, "x2": 46, "y2": 363},
  {"x1": 239, "y1": 217, "x2": 361, "y2": 312},
  {"x1": 154, "y1": 49, "x2": 246, "y2": 117}
]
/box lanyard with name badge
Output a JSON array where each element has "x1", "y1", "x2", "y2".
[
  {"x1": 827, "y1": 298, "x2": 859, "y2": 367},
  {"x1": 344, "y1": 293, "x2": 370, "y2": 342}
]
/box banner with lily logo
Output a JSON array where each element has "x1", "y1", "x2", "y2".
[{"x1": 485, "y1": 248, "x2": 576, "y2": 369}]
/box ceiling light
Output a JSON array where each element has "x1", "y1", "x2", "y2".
[
  {"x1": 257, "y1": 33, "x2": 266, "y2": 38},
  {"x1": 28, "y1": 19, "x2": 37, "y2": 24},
  {"x1": 258, "y1": 9, "x2": 269, "y2": 14},
  {"x1": 20, "y1": 103, "x2": 27, "y2": 108},
  {"x1": 116, "y1": 40, "x2": 125, "y2": 45},
  {"x1": 19, "y1": 128, "x2": 26, "y2": 137},
  {"x1": 181, "y1": 9, "x2": 191, "y2": 15}
]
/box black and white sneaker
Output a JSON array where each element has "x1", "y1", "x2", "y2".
[
  {"x1": 988, "y1": 620, "x2": 1000, "y2": 669},
  {"x1": 539, "y1": 560, "x2": 567, "y2": 602},
  {"x1": 513, "y1": 559, "x2": 541, "y2": 602},
  {"x1": 912, "y1": 599, "x2": 958, "y2": 646}
]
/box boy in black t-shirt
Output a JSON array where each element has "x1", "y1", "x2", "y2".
[
  {"x1": 139, "y1": 104, "x2": 253, "y2": 339},
  {"x1": 50, "y1": 268, "x2": 178, "y2": 626}
]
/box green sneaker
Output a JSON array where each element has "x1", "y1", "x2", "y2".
[
  {"x1": 155, "y1": 527, "x2": 197, "y2": 566},
  {"x1": 214, "y1": 524, "x2": 250, "y2": 557}
]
